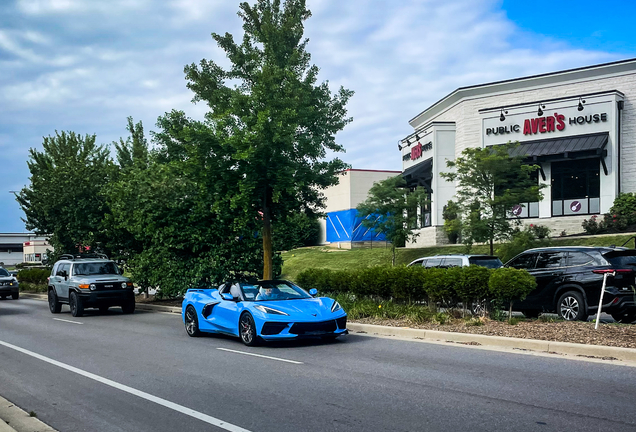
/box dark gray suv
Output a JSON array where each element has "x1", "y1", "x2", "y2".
[
  {"x1": 48, "y1": 254, "x2": 135, "y2": 317},
  {"x1": 0, "y1": 267, "x2": 19, "y2": 300},
  {"x1": 506, "y1": 246, "x2": 636, "y2": 322}
]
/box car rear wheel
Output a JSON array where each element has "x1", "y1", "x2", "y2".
[
  {"x1": 611, "y1": 311, "x2": 636, "y2": 323},
  {"x1": 557, "y1": 291, "x2": 586, "y2": 321},
  {"x1": 239, "y1": 313, "x2": 258, "y2": 346},
  {"x1": 70, "y1": 291, "x2": 84, "y2": 317},
  {"x1": 11, "y1": 292, "x2": 19, "y2": 300},
  {"x1": 184, "y1": 305, "x2": 201, "y2": 337},
  {"x1": 48, "y1": 289, "x2": 61, "y2": 313}
]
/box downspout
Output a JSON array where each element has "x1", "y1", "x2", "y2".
[{"x1": 617, "y1": 100, "x2": 624, "y2": 194}]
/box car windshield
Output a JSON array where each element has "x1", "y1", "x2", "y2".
[
  {"x1": 241, "y1": 282, "x2": 311, "y2": 302},
  {"x1": 0, "y1": 268, "x2": 9, "y2": 277},
  {"x1": 468, "y1": 257, "x2": 503, "y2": 268},
  {"x1": 73, "y1": 262, "x2": 119, "y2": 276}
]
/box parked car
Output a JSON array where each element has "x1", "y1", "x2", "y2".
[
  {"x1": 182, "y1": 279, "x2": 348, "y2": 346},
  {"x1": 505, "y1": 246, "x2": 636, "y2": 322},
  {"x1": 0, "y1": 267, "x2": 19, "y2": 300},
  {"x1": 48, "y1": 254, "x2": 135, "y2": 317},
  {"x1": 407, "y1": 254, "x2": 503, "y2": 269}
]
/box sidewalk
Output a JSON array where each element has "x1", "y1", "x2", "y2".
[{"x1": 0, "y1": 396, "x2": 56, "y2": 432}]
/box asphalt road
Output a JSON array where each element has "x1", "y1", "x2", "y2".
[{"x1": 1, "y1": 298, "x2": 635, "y2": 432}]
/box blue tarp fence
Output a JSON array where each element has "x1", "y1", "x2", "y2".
[{"x1": 326, "y1": 209, "x2": 387, "y2": 243}]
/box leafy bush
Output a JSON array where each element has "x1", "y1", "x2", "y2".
[
  {"x1": 442, "y1": 200, "x2": 461, "y2": 244},
  {"x1": 528, "y1": 224, "x2": 550, "y2": 239},
  {"x1": 454, "y1": 265, "x2": 491, "y2": 312},
  {"x1": 496, "y1": 225, "x2": 550, "y2": 263},
  {"x1": 582, "y1": 215, "x2": 604, "y2": 234},
  {"x1": 488, "y1": 267, "x2": 536, "y2": 322},
  {"x1": 17, "y1": 268, "x2": 50, "y2": 285},
  {"x1": 609, "y1": 193, "x2": 636, "y2": 226}
]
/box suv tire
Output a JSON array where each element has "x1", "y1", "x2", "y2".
[
  {"x1": 70, "y1": 291, "x2": 84, "y2": 317},
  {"x1": 611, "y1": 311, "x2": 636, "y2": 323},
  {"x1": 11, "y1": 292, "x2": 19, "y2": 300},
  {"x1": 48, "y1": 289, "x2": 62, "y2": 313},
  {"x1": 557, "y1": 291, "x2": 586, "y2": 321},
  {"x1": 521, "y1": 309, "x2": 541, "y2": 318},
  {"x1": 121, "y1": 300, "x2": 135, "y2": 314}
]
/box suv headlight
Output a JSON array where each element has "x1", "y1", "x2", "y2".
[
  {"x1": 254, "y1": 305, "x2": 289, "y2": 316},
  {"x1": 331, "y1": 301, "x2": 342, "y2": 313},
  {"x1": 89, "y1": 284, "x2": 96, "y2": 291},
  {"x1": 121, "y1": 282, "x2": 127, "y2": 289}
]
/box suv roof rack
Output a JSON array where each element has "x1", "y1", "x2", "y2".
[{"x1": 58, "y1": 253, "x2": 109, "y2": 261}]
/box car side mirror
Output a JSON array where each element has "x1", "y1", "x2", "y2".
[
  {"x1": 221, "y1": 293, "x2": 234, "y2": 301},
  {"x1": 309, "y1": 288, "x2": 318, "y2": 297}
]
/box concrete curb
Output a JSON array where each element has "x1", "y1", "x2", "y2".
[
  {"x1": 347, "y1": 323, "x2": 636, "y2": 362},
  {"x1": 0, "y1": 396, "x2": 57, "y2": 432},
  {"x1": 20, "y1": 292, "x2": 636, "y2": 362}
]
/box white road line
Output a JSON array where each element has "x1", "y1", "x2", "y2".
[
  {"x1": 0, "y1": 340, "x2": 252, "y2": 432},
  {"x1": 217, "y1": 348, "x2": 304, "y2": 364},
  {"x1": 53, "y1": 318, "x2": 83, "y2": 325}
]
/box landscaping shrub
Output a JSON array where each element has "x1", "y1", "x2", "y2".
[
  {"x1": 496, "y1": 225, "x2": 550, "y2": 263},
  {"x1": 17, "y1": 268, "x2": 50, "y2": 285},
  {"x1": 488, "y1": 267, "x2": 536, "y2": 322},
  {"x1": 454, "y1": 265, "x2": 491, "y2": 313}
]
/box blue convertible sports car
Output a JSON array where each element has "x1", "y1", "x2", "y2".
[{"x1": 182, "y1": 280, "x2": 348, "y2": 346}]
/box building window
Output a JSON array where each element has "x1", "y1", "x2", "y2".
[
  {"x1": 509, "y1": 170, "x2": 539, "y2": 219},
  {"x1": 551, "y1": 159, "x2": 600, "y2": 216}
]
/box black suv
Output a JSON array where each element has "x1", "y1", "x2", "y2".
[
  {"x1": 48, "y1": 254, "x2": 134, "y2": 317},
  {"x1": 506, "y1": 246, "x2": 636, "y2": 322}
]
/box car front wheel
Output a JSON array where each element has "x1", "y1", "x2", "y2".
[
  {"x1": 48, "y1": 289, "x2": 61, "y2": 313},
  {"x1": 11, "y1": 292, "x2": 19, "y2": 300},
  {"x1": 184, "y1": 305, "x2": 201, "y2": 337},
  {"x1": 121, "y1": 300, "x2": 135, "y2": 314},
  {"x1": 557, "y1": 291, "x2": 586, "y2": 321},
  {"x1": 70, "y1": 291, "x2": 84, "y2": 317},
  {"x1": 239, "y1": 313, "x2": 258, "y2": 346}
]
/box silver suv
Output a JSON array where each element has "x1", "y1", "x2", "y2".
[
  {"x1": 407, "y1": 254, "x2": 503, "y2": 269},
  {"x1": 48, "y1": 254, "x2": 135, "y2": 317}
]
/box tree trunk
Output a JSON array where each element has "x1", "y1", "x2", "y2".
[
  {"x1": 391, "y1": 243, "x2": 396, "y2": 267},
  {"x1": 509, "y1": 301, "x2": 513, "y2": 323},
  {"x1": 262, "y1": 193, "x2": 273, "y2": 280},
  {"x1": 489, "y1": 237, "x2": 494, "y2": 255}
]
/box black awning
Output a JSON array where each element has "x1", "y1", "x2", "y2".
[
  {"x1": 402, "y1": 157, "x2": 433, "y2": 189},
  {"x1": 508, "y1": 132, "x2": 608, "y2": 162}
]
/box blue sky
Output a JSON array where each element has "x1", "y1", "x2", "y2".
[{"x1": 1, "y1": 0, "x2": 634, "y2": 232}]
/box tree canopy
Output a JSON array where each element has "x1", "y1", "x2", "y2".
[
  {"x1": 184, "y1": 0, "x2": 353, "y2": 279},
  {"x1": 440, "y1": 143, "x2": 544, "y2": 254},
  {"x1": 356, "y1": 175, "x2": 428, "y2": 266}
]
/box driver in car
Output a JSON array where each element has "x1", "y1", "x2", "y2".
[{"x1": 256, "y1": 286, "x2": 282, "y2": 300}]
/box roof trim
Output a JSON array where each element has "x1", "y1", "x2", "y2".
[{"x1": 409, "y1": 58, "x2": 636, "y2": 127}]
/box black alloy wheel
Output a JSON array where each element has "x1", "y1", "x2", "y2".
[
  {"x1": 121, "y1": 300, "x2": 135, "y2": 314},
  {"x1": 557, "y1": 291, "x2": 586, "y2": 321},
  {"x1": 48, "y1": 289, "x2": 61, "y2": 313},
  {"x1": 184, "y1": 305, "x2": 201, "y2": 337},
  {"x1": 611, "y1": 311, "x2": 636, "y2": 324},
  {"x1": 70, "y1": 291, "x2": 84, "y2": 317},
  {"x1": 239, "y1": 313, "x2": 258, "y2": 346}
]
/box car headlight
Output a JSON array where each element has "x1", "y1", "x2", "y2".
[
  {"x1": 331, "y1": 301, "x2": 342, "y2": 313},
  {"x1": 121, "y1": 282, "x2": 127, "y2": 289},
  {"x1": 254, "y1": 305, "x2": 289, "y2": 316},
  {"x1": 89, "y1": 284, "x2": 96, "y2": 291}
]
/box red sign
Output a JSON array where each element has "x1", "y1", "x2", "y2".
[{"x1": 523, "y1": 113, "x2": 565, "y2": 135}]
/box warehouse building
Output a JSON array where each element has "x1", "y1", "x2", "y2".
[{"x1": 400, "y1": 58, "x2": 636, "y2": 247}]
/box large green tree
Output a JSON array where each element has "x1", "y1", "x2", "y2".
[
  {"x1": 440, "y1": 143, "x2": 544, "y2": 255},
  {"x1": 17, "y1": 131, "x2": 115, "y2": 258},
  {"x1": 184, "y1": 0, "x2": 353, "y2": 279},
  {"x1": 356, "y1": 175, "x2": 428, "y2": 266}
]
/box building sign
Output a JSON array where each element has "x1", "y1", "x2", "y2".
[
  {"x1": 482, "y1": 97, "x2": 615, "y2": 147},
  {"x1": 402, "y1": 141, "x2": 432, "y2": 162}
]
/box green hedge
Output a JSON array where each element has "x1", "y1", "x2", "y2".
[
  {"x1": 296, "y1": 265, "x2": 534, "y2": 308},
  {"x1": 17, "y1": 268, "x2": 50, "y2": 285}
]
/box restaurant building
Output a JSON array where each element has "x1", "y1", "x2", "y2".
[{"x1": 400, "y1": 58, "x2": 636, "y2": 247}]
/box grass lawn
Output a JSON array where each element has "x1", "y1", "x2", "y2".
[{"x1": 280, "y1": 232, "x2": 636, "y2": 281}]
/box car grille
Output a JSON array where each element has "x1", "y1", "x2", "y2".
[
  {"x1": 94, "y1": 282, "x2": 124, "y2": 291},
  {"x1": 336, "y1": 316, "x2": 347, "y2": 329},
  {"x1": 289, "y1": 320, "x2": 337, "y2": 335},
  {"x1": 261, "y1": 322, "x2": 289, "y2": 335}
]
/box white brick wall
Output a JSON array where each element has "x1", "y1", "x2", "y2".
[{"x1": 404, "y1": 64, "x2": 636, "y2": 247}]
